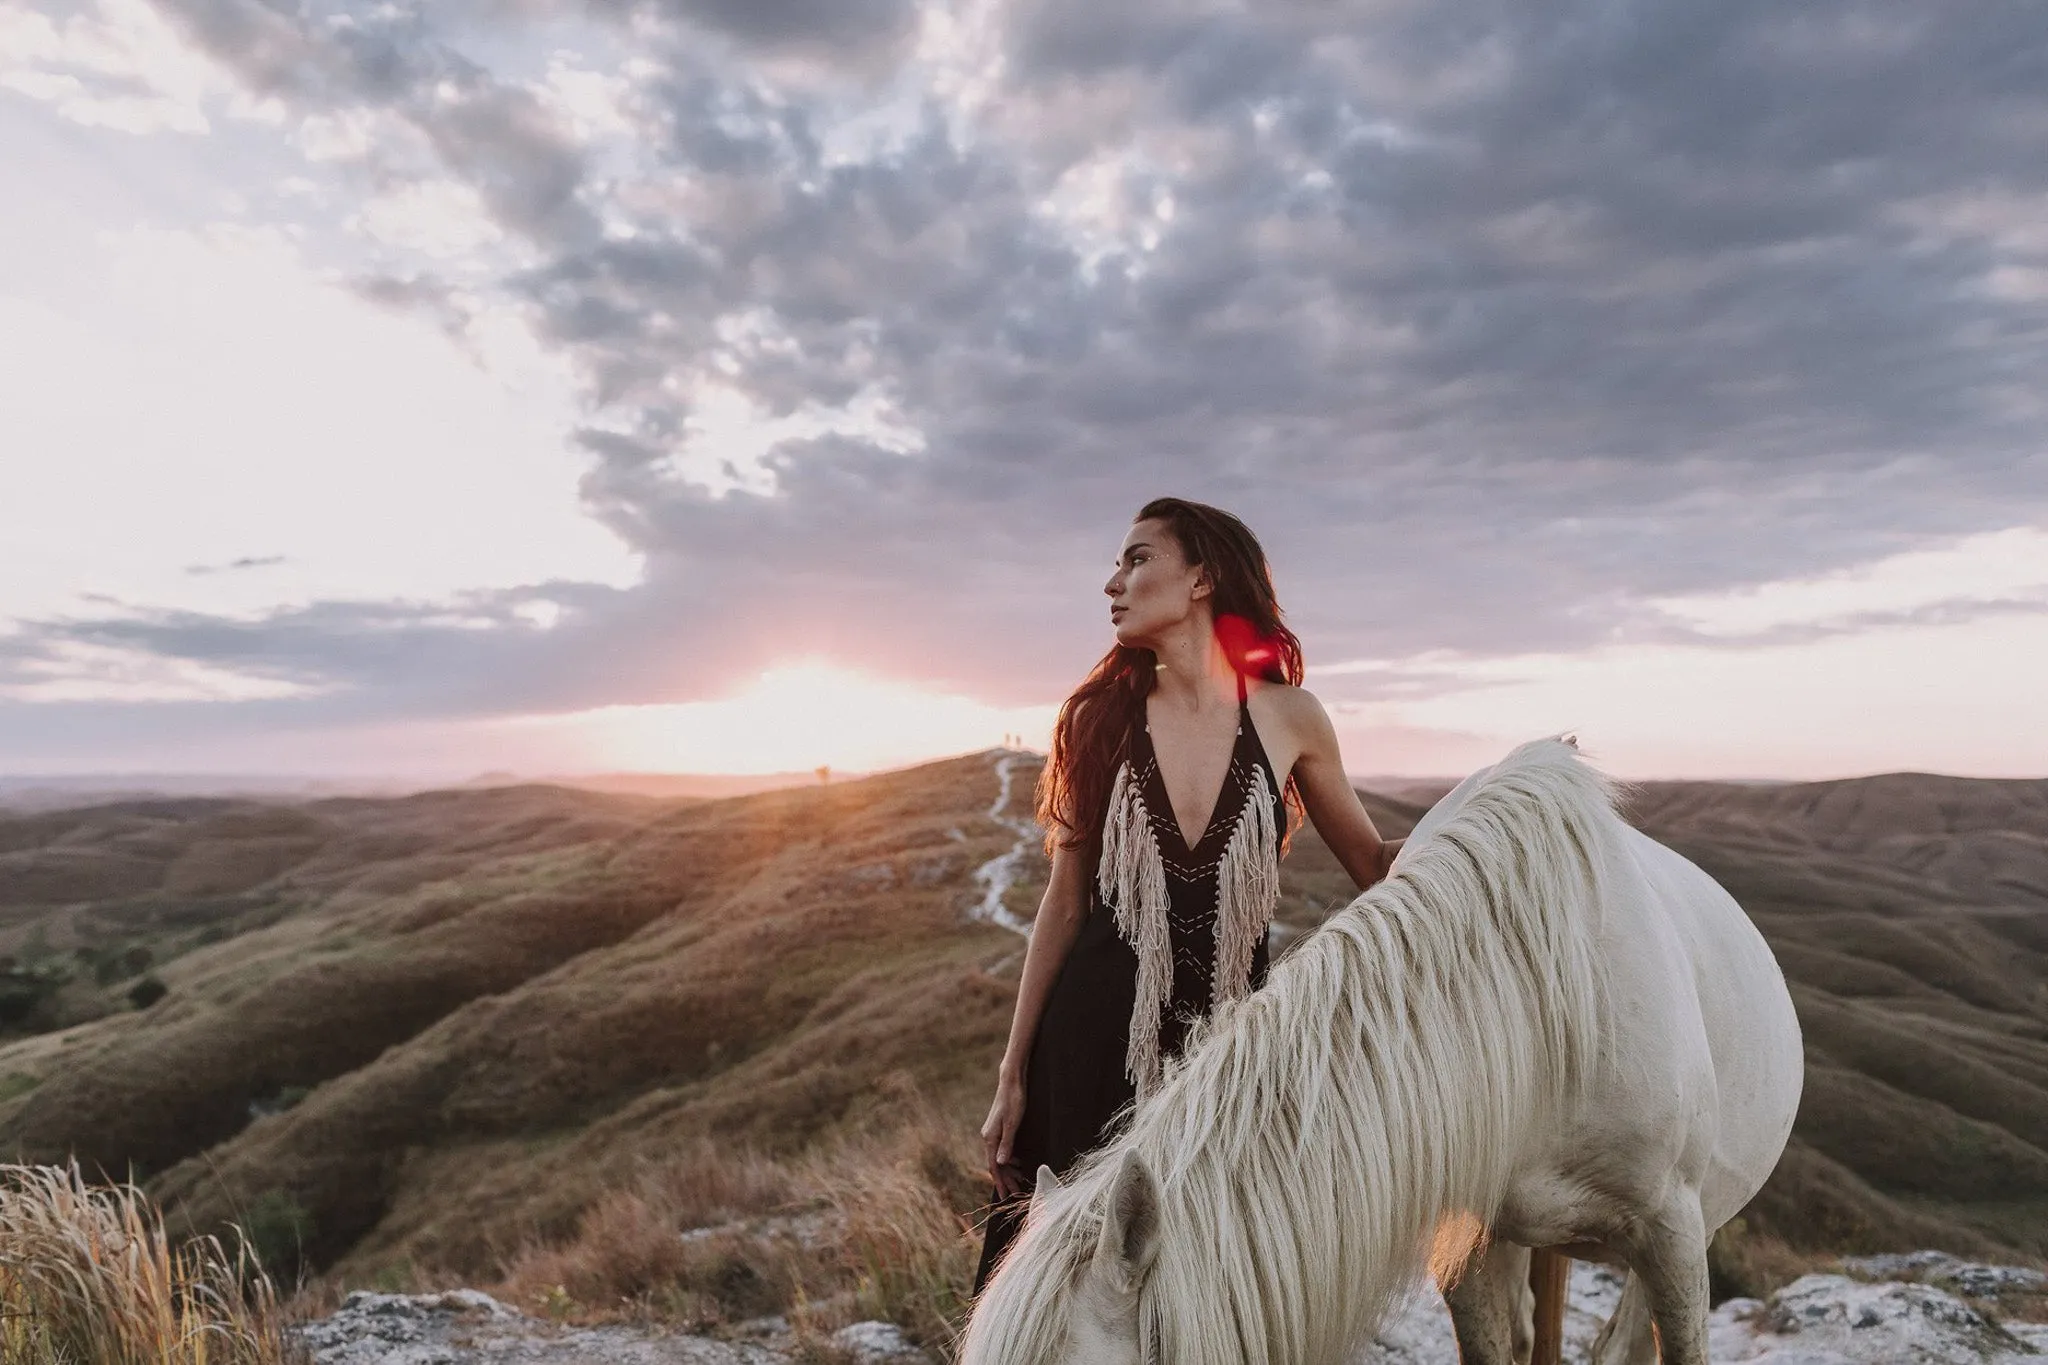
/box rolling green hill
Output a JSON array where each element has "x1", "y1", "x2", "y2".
[{"x1": 0, "y1": 754, "x2": 2040, "y2": 1288}]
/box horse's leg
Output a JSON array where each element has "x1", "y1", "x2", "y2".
[
  {"x1": 1529, "y1": 1248, "x2": 1570, "y2": 1365},
  {"x1": 1617, "y1": 1197, "x2": 1712, "y2": 1365},
  {"x1": 1587, "y1": 1274, "x2": 1655, "y2": 1365},
  {"x1": 1444, "y1": 1241, "x2": 1532, "y2": 1365},
  {"x1": 1512, "y1": 1254, "x2": 1537, "y2": 1365}
]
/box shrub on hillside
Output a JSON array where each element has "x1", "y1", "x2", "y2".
[
  {"x1": 128, "y1": 976, "x2": 169, "y2": 1009},
  {"x1": 0, "y1": 961, "x2": 69, "y2": 1028},
  {"x1": 241, "y1": 1189, "x2": 317, "y2": 1283},
  {"x1": 0, "y1": 1161, "x2": 299, "y2": 1365},
  {"x1": 90, "y1": 945, "x2": 155, "y2": 987},
  {"x1": 497, "y1": 1138, "x2": 805, "y2": 1327}
]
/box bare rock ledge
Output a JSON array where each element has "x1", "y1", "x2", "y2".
[
  {"x1": 295, "y1": 1290, "x2": 931, "y2": 1365},
  {"x1": 1365, "y1": 1257, "x2": 2048, "y2": 1365},
  {"x1": 299, "y1": 1256, "x2": 2046, "y2": 1365}
]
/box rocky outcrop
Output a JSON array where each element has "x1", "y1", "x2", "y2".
[
  {"x1": 1719, "y1": 1274, "x2": 2045, "y2": 1365},
  {"x1": 295, "y1": 1290, "x2": 933, "y2": 1365},
  {"x1": 300, "y1": 1257, "x2": 2046, "y2": 1365},
  {"x1": 1365, "y1": 1257, "x2": 2048, "y2": 1365},
  {"x1": 1840, "y1": 1251, "x2": 2047, "y2": 1301}
]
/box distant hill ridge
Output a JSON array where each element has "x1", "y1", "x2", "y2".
[
  {"x1": 0, "y1": 755, "x2": 2041, "y2": 1281},
  {"x1": 0, "y1": 767, "x2": 849, "y2": 813}
]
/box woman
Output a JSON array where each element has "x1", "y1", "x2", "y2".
[{"x1": 973, "y1": 496, "x2": 1403, "y2": 1293}]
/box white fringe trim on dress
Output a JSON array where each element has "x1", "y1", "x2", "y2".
[
  {"x1": 1099, "y1": 760, "x2": 1173, "y2": 1099},
  {"x1": 1098, "y1": 759, "x2": 1281, "y2": 1100},
  {"x1": 1212, "y1": 761, "x2": 1279, "y2": 1010}
]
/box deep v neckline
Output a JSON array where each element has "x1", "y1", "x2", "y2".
[
  {"x1": 1141, "y1": 678, "x2": 1253, "y2": 857},
  {"x1": 1144, "y1": 724, "x2": 1237, "y2": 855}
]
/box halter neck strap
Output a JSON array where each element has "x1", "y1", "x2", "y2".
[{"x1": 1236, "y1": 669, "x2": 1248, "y2": 709}]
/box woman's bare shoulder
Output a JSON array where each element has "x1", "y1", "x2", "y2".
[
  {"x1": 1248, "y1": 679, "x2": 1329, "y2": 716},
  {"x1": 1247, "y1": 680, "x2": 1337, "y2": 741}
]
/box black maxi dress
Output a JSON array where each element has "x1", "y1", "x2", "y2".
[{"x1": 973, "y1": 679, "x2": 1284, "y2": 1292}]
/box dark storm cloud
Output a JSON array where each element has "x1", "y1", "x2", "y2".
[
  {"x1": 604, "y1": 0, "x2": 923, "y2": 60},
  {"x1": 5, "y1": 0, "x2": 2045, "y2": 756}
]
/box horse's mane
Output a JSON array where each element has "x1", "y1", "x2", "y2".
[{"x1": 965, "y1": 737, "x2": 1617, "y2": 1365}]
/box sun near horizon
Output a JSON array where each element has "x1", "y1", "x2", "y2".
[
  {"x1": 518, "y1": 660, "x2": 1060, "y2": 779},
  {"x1": 479, "y1": 590, "x2": 2048, "y2": 788}
]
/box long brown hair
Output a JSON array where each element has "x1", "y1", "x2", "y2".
[{"x1": 1036, "y1": 497, "x2": 1305, "y2": 867}]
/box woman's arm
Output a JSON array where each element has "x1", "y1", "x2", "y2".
[
  {"x1": 981, "y1": 839, "x2": 1089, "y2": 1197},
  {"x1": 1286, "y1": 689, "x2": 1403, "y2": 891}
]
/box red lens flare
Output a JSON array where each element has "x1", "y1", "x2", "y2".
[{"x1": 1214, "y1": 613, "x2": 1279, "y2": 675}]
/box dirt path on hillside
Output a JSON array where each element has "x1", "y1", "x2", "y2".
[{"x1": 968, "y1": 750, "x2": 1034, "y2": 936}]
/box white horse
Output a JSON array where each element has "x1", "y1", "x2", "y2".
[{"x1": 960, "y1": 737, "x2": 1802, "y2": 1365}]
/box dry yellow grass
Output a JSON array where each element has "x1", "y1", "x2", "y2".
[
  {"x1": 806, "y1": 1090, "x2": 984, "y2": 1351},
  {"x1": 493, "y1": 1080, "x2": 983, "y2": 1356},
  {"x1": 1706, "y1": 1215, "x2": 1834, "y2": 1302},
  {"x1": 0, "y1": 1161, "x2": 300, "y2": 1365}
]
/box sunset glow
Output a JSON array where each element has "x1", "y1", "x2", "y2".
[{"x1": 534, "y1": 661, "x2": 1056, "y2": 776}]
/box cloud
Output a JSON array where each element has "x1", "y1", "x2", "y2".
[
  {"x1": 623, "y1": 0, "x2": 923, "y2": 62},
  {"x1": 1643, "y1": 591, "x2": 2048, "y2": 652},
  {"x1": 145, "y1": 0, "x2": 597, "y2": 243},
  {"x1": 5, "y1": 0, "x2": 2048, "y2": 756},
  {"x1": 184, "y1": 555, "x2": 287, "y2": 575},
  {"x1": 0, "y1": 0, "x2": 228, "y2": 132}
]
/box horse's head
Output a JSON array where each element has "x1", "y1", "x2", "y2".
[{"x1": 959, "y1": 1152, "x2": 1163, "y2": 1365}]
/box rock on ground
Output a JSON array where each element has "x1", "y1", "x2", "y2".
[
  {"x1": 1841, "y1": 1251, "x2": 2048, "y2": 1300},
  {"x1": 294, "y1": 1289, "x2": 937, "y2": 1365},
  {"x1": 296, "y1": 1290, "x2": 796, "y2": 1365},
  {"x1": 1714, "y1": 1275, "x2": 2046, "y2": 1365},
  {"x1": 1361, "y1": 1259, "x2": 2048, "y2": 1365},
  {"x1": 829, "y1": 1320, "x2": 934, "y2": 1362},
  {"x1": 1363, "y1": 1262, "x2": 1626, "y2": 1365},
  {"x1": 300, "y1": 1257, "x2": 2046, "y2": 1365}
]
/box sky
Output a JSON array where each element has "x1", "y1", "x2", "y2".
[{"x1": 1, "y1": 0, "x2": 2045, "y2": 783}]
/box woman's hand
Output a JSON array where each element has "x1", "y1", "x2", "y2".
[{"x1": 980, "y1": 1071, "x2": 1028, "y2": 1199}]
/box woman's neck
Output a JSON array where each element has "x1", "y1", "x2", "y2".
[{"x1": 1145, "y1": 622, "x2": 1238, "y2": 713}]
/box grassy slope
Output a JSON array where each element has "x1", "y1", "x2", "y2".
[
  {"x1": 0, "y1": 756, "x2": 2041, "y2": 1286},
  {"x1": 1622, "y1": 777, "x2": 2048, "y2": 1255}
]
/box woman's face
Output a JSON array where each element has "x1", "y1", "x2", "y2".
[{"x1": 1105, "y1": 518, "x2": 1208, "y2": 648}]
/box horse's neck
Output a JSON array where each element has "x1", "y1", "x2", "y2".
[
  {"x1": 1130, "y1": 742, "x2": 1614, "y2": 1365},
  {"x1": 1400, "y1": 762, "x2": 1493, "y2": 855},
  {"x1": 1137, "y1": 902, "x2": 1538, "y2": 1362}
]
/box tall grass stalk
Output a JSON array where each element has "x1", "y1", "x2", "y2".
[
  {"x1": 0, "y1": 1161, "x2": 299, "y2": 1365},
  {"x1": 806, "y1": 1104, "x2": 981, "y2": 1352}
]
